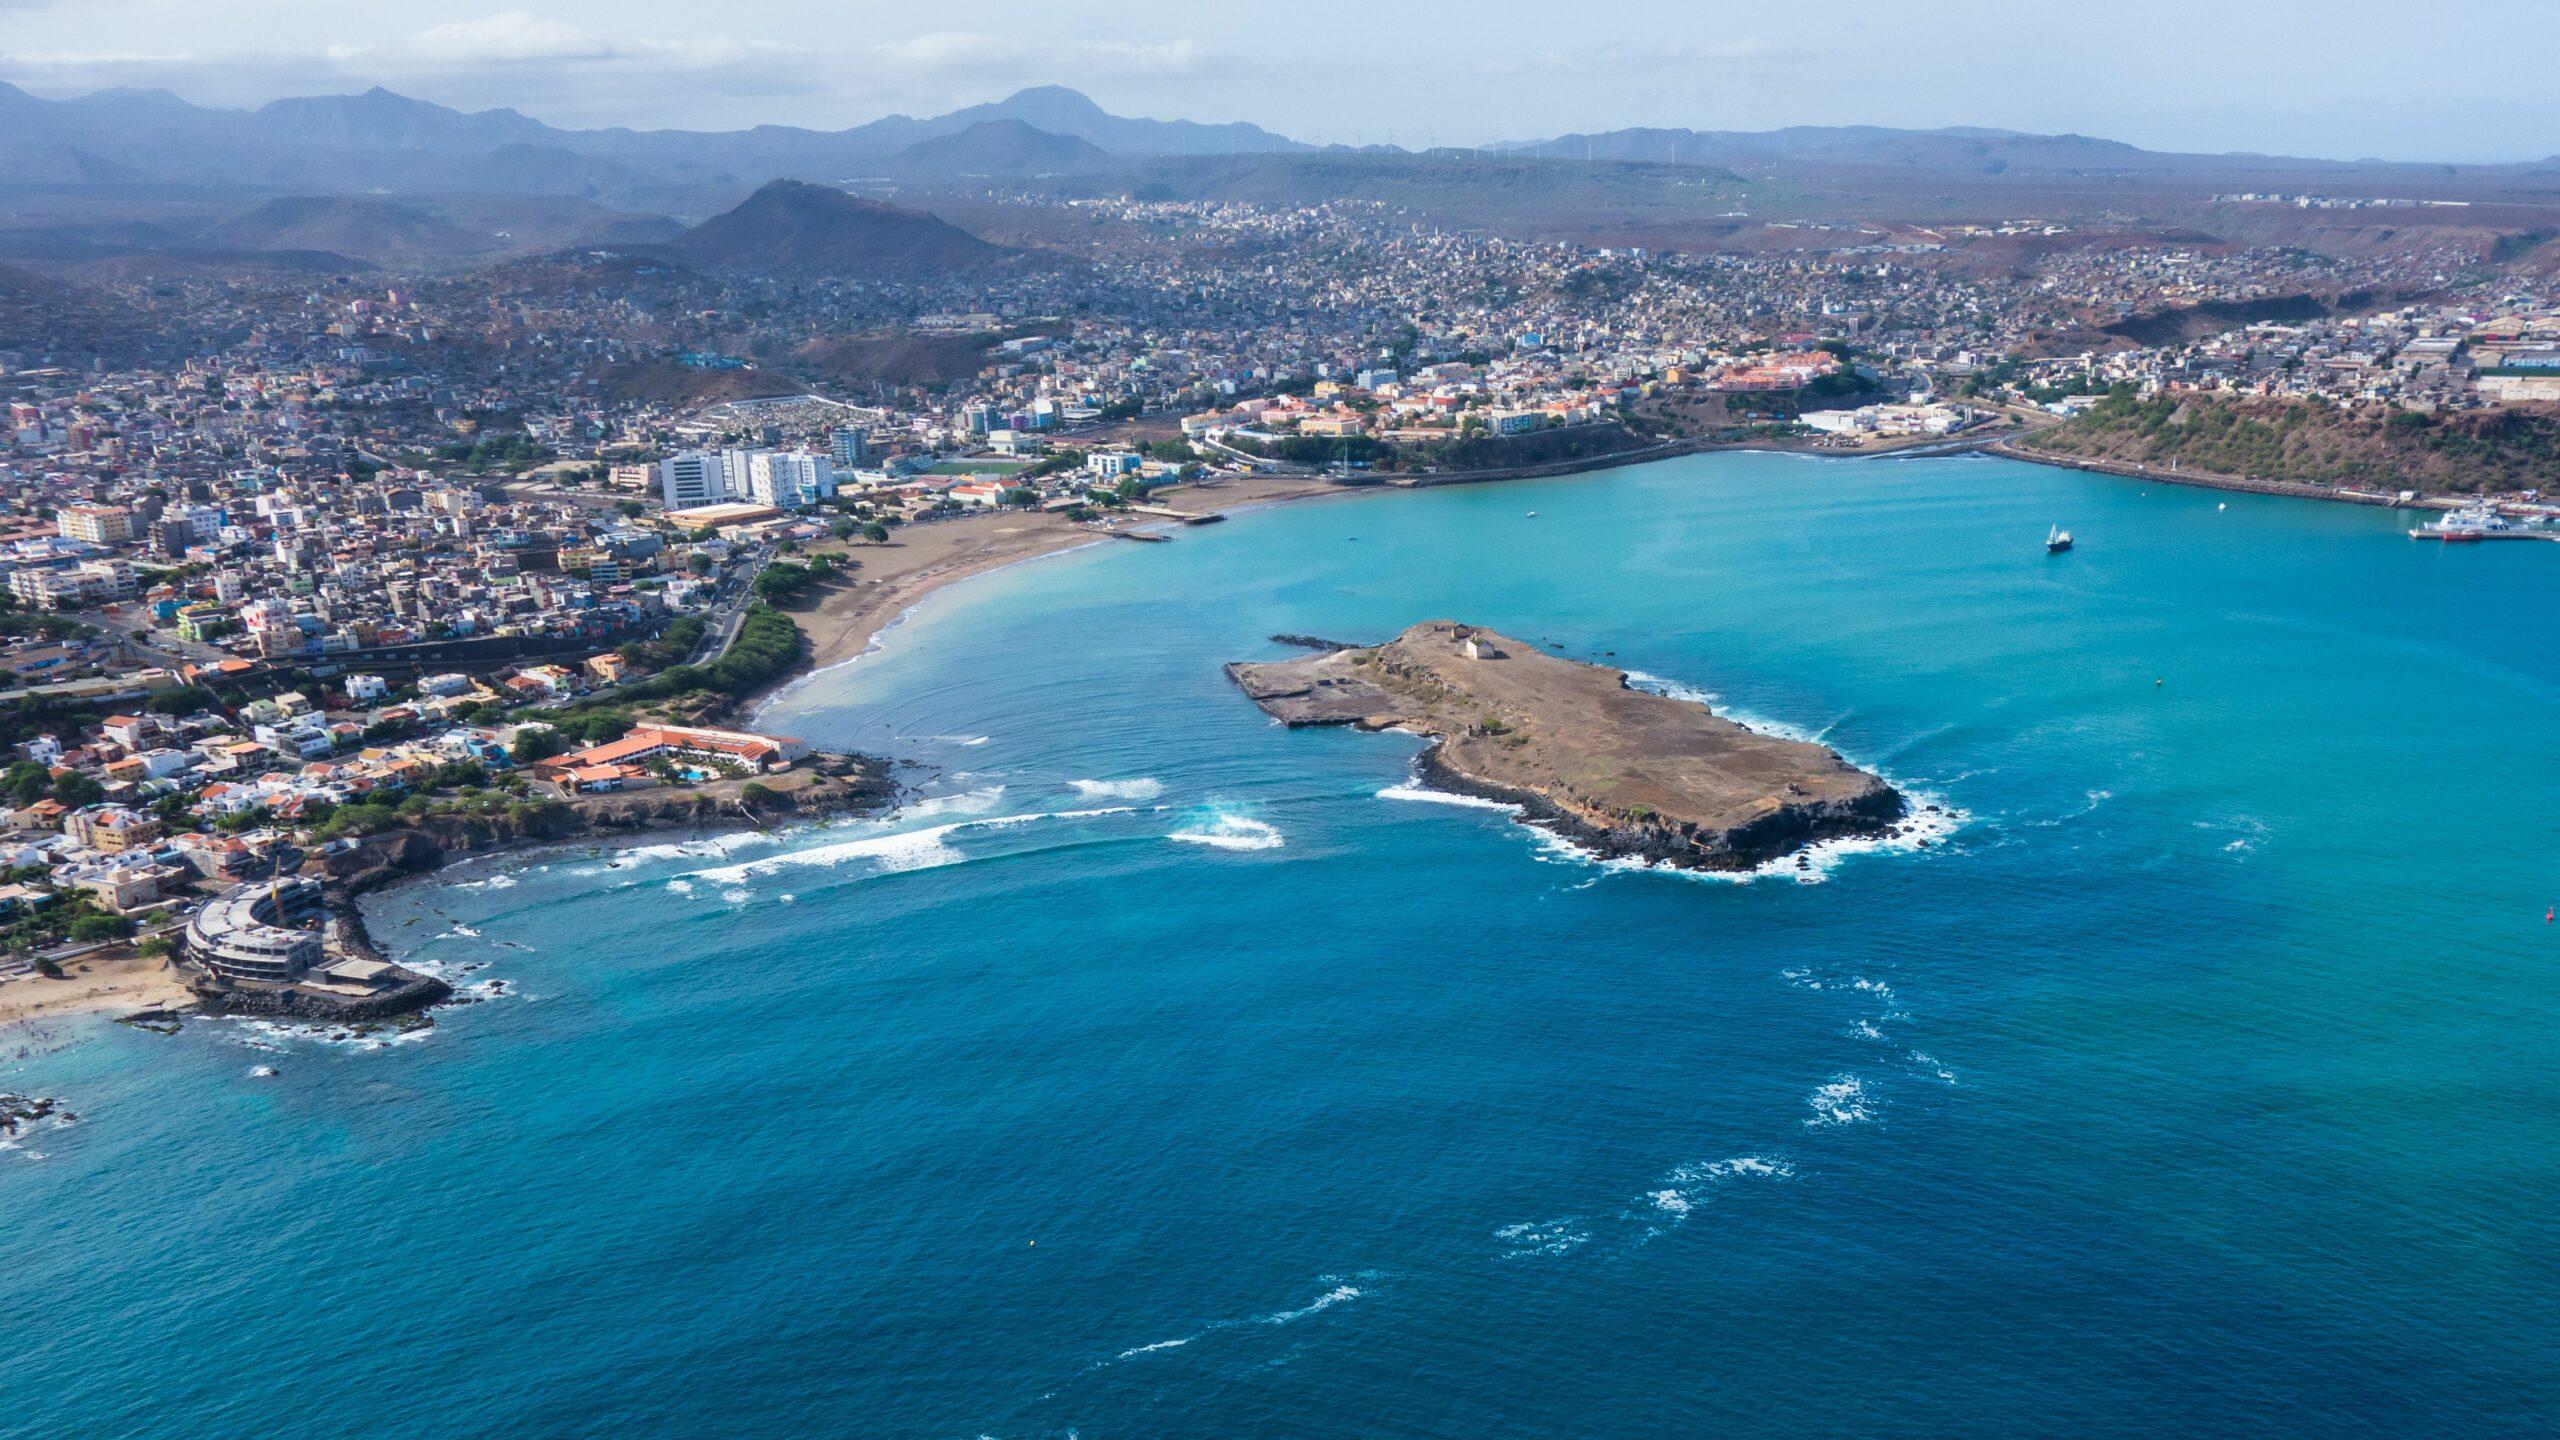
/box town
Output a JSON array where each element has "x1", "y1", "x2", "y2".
[{"x1": 4, "y1": 141, "x2": 2560, "y2": 1012}]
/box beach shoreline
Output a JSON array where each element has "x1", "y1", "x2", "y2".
[
  {"x1": 749, "y1": 472, "x2": 1357, "y2": 716},
  {"x1": 744, "y1": 430, "x2": 2056, "y2": 719},
  {"x1": 0, "y1": 952, "x2": 195, "y2": 1033}
]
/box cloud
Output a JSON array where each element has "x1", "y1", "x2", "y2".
[
  {"x1": 330, "y1": 14, "x2": 623, "y2": 68},
  {"x1": 324, "y1": 11, "x2": 791, "y2": 78},
  {"x1": 1481, "y1": 38, "x2": 1813, "y2": 78},
  {"x1": 869, "y1": 31, "x2": 1225, "y2": 81},
  {"x1": 0, "y1": 16, "x2": 1229, "y2": 128},
  {"x1": 872, "y1": 32, "x2": 1019, "y2": 72}
]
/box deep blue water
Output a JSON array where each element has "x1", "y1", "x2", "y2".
[{"x1": 5, "y1": 453, "x2": 2557, "y2": 1438}]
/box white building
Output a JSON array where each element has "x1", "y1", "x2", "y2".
[
  {"x1": 659, "y1": 451, "x2": 732, "y2": 509},
  {"x1": 744, "y1": 451, "x2": 836, "y2": 509}
]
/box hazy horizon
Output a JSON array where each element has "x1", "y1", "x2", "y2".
[{"x1": 1, "y1": 0, "x2": 2554, "y2": 166}]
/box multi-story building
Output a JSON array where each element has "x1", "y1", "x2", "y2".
[
  {"x1": 56, "y1": 504, "x2": 136, "y2": 545},
  {"x1": 659, "y1": 451, "x2": 731, "y2": 509},
  {"x1": 745, "y1": 451, "x2": 835, "y2": 508},
  {"x1": 9, "y1": 558, "x2": 136, "y2": 611}
]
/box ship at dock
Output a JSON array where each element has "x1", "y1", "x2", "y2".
[{"x1": 2408, "y1": 505, "x2": 2555, "y2": 542}]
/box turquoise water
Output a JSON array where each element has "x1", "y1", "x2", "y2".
[{"x1": 5, "y1": 453, "x2": 2557, "y2": 1438}]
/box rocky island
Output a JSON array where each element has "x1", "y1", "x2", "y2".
[{"x1": 1228, "y1": 622, "x2": 1905, "y2": 870}]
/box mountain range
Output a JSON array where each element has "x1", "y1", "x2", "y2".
[
  {"x1": 12, "y1": 80, "x2": 2557, "y2": 208},
  {"x1": 0, "y1": 82, "x2": 1305, "y2": 202},
  {"x1": 5, "y1": 81, "x2": 2559, "y2": 280}
]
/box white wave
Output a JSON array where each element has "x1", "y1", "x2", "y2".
[
  {"x1": 610, "y1": 830, "x2": 784, "y2": 867},
  {"x1": 1804, "y1": 1075, "x2": 1876, "y2": 1127},
  {"x1": 1495, "y1": 1218, "x2": 1591, "y2": 1258},
  {"x1": 1114, "y1": 1337, "x2": 1192, "y2": 1360},
  {"x1": 1849, "y1": 1018, "x2": 1887, "y2": 1042},
  {"x1": 219, "y1": 1016, "x2": 435, "y2": 1054},
  {"x1": 249, "y1": 1065, "x2": 278, "y2": 1078},
  {"x1": 1621, "y1": 668, "x2": 1719, "y2": 709},
  {"x1": 1524, "y1": 793, "x2": 1963, "y2": 887},
  {"x1": 1377, "y1": 783, "x2": 1520, "y2": 812},
  {"x1": 1069, "y1": 777, "x2": 1162, "y2": 801},
  {"x1": 1646, "y1": 1155, "x2": 1795, "y2": 1224},
  {"x1": 1909, "y1": 1050, "x2": 1958, "y2": 1085},
  {"x1": 1259, "y1": 1283, "x2": 1361, "y2": 1325},
  {"x1": 2198, "y1": 815, "x2": 2269, "y2": 857},
  {"x1": 721, "y1": 889, "x2": 752, "y2": 905},
  {"x1": 2029, "y1": 788, "x2": 2114, "y2": 828},
  {"x1": 664, "y1": 879, "x2": 695, "y2": 897},
  {"x1": 1168, "y1": 814, "x2": 1285, "y2": 852},
  {"x1": 452, "y1": 873, "x2": 518, "y2": 891},
  {"x1": 690, "y1": 793, "x2": 1138, "y2": 887},
  {"x1": 1599, "y1": 669, "x2": 1969, "y2": 883},
  {"x1": 697, "y1": 822, "x2": 973, "y2": 882},
  {"x1": 896, "y1": 786, "x2": 1009, "y2": 821}
]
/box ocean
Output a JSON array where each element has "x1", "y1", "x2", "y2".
[{"x1": 4, "y1": 452, "x2": 2555, "y2": 1438}]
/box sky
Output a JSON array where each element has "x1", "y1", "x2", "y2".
[{"x1": 2, "y1": 0, "x2": 2554, "y2": 163}]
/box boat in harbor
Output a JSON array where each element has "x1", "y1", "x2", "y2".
[
  {"x1": 2046, "y1": 525, "x2": 2074, "y2": 554},
  {"x1": 2410, "y1": 505, "x2": 2510, "y2": 542}
]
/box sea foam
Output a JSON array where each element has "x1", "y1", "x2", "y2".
[
  {"x1": 1167, "y1": 814, "x2": 1285, "y2": 852},
  {"x1": 1377, "y1": 782, "x2": 1520, "y2": 812},
  {"x1": 1070, "y1": 778, "x2": 1164, "y2": 802},
  {"x1": 1803, "y1": 1075, "x2": 1877, "y2": 1127},
  {"x1": 1258, "y1": 1283, "x2": 1362, "y2": 1325}
]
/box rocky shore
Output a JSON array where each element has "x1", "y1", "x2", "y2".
[
  {"x1": 138, "y1": 752, "x2": 903, "y2": 1033},
  {"x1": 2, "y1": 1092, "x2": 73, "y2": 1138},
  {"x1": 1229, "y1": 621, "x2": 1903, "y2": 871},
  {"x1": 320, "y1": 751, "x2": 898, "y2": 897}
]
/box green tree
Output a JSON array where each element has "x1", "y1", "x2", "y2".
[
  {"x1": 3, "y1": 761, "x2": 51, "y2": 808},
  {"x1": 51, "y1": 771, "x2": 104, "y2": 808},
  {"x1": 510, "y1": 728, "x2": 568, "y2": 764},
  {"x1": 69, "y1": 914, "x2": 136, "y2": 943}
]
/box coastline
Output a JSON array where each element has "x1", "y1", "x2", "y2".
[
  {"x1": 0, "y1": 952, "x2": 195, "y2": 1033},
  {"x1": 747, "y1": 429, "x2": 2042, "y2": 720},
  {"x1": 6, "y1": 437, "x2": 2360, "y2": 1041},
  {"x1": 1985, "y1": 438, "x2": 2458, "y2": 510},
  {"x1": 0, "y1": 756, "x2": 903, "y2": 1039},
  {"x1": 749, "y1": 472, "x2": 1354, "y2": 717}
]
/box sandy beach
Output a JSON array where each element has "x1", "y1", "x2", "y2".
[
  {"x1": 763, "y1": 473, "x2": 1353, "y2": 706},
  {"x1": 0, "y1": 952, "x2": 195, "y2": 1033}
]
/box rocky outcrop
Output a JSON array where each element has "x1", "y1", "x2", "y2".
[
  {"x1": 323, "y1": 751, "x2": 898, "y2": 895},
  {"x1": 188, "y1": 971, "x2": 453, "y2": 1023},
  {"x1": 1229, "y1": 622, "x2": 1903, "y2": 872},
  {"x1": 1, "y1": 1093, "x2": 72, "y2": 1137}
]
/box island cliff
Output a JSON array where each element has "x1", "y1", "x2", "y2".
[{"x1": 1227, "y1": 622, "x2": 1903, "y2": 871}]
